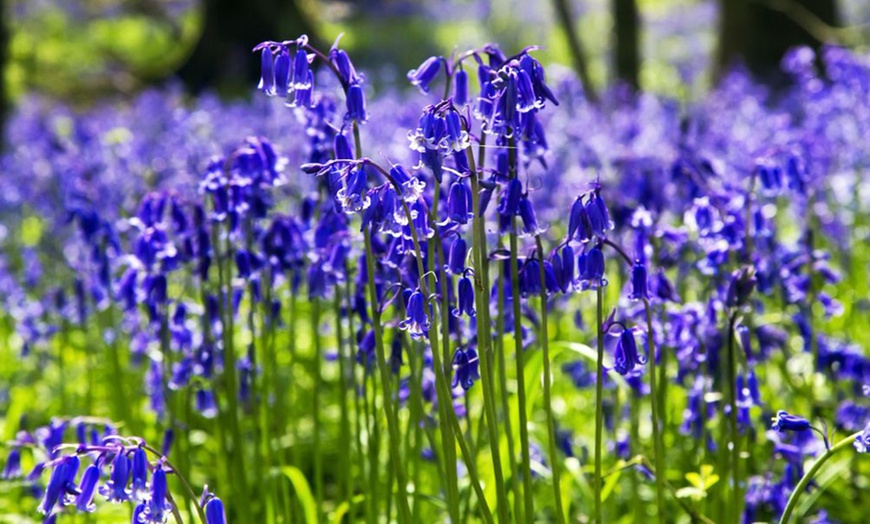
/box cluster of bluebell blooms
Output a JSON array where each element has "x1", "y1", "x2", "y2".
[{"x1": 0, "y1": 28, "x2": 869, "y2": 524}]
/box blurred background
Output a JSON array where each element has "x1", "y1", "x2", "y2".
[{"x1": 2, "y1": 0, "x2": 869, "y2": 127}]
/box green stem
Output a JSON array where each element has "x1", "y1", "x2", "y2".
[
  {"x1": 311, "y1": 299, "x2": 324, "y2": 516},
  {"x1": 726, "y1": 312, "x2": 741, "y2": 519},
  {"x1": 355, "y1": 121, "x2": 412, "y2": 523},
  {"x1": 535, "y1": 235, "x2": 566, "y2": 524},
  {"x1": 467, "y1": 139, "x2": 510, "y2": 523},
  {"x1": 643, "y1": 299, "x2": 667, "y2": 524},
  {"x1": 335, "y1": 285, "x2": 354, "y2": 518},
  {"x1": 594, "y1": 285, "x2": 604, "y2": 524},
  {"x1": 779, "y1": 432, "x2": 862, "y2": 524},
  {"x1": 507, "y1": 136, "x2": 534, "y2": 522}
]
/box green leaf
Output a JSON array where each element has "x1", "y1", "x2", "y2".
[
  {"x1": 332, "y1": 494, "x2": 365, "y2": 523},
  {"x1": 280, "y1": 466, "x2": 318, "y2": 524}
]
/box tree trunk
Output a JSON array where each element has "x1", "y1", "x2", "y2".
[
  {"x1": 552, "y1": 0, "x2": 597, "y2": 102},
  {"x1": 613, "y1": 0, "x2": 640, "y2": 91},
  {"x1": 0, "y1": 0, "x2": 9, "y2": 146},
  {"x1": 716, "y1": 0, "x2": 839, "y2": 84},
  {"x1": 175, "y1": 0, "x2": 318, "y2": 95}
]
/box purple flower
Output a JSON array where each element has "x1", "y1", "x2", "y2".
[
  {"x1": 771, "y1": 410, "x2": 811, "y2": 432},
  {"x1": 407, "y1": 56, "x2": 442, "y2": 93},
  {"x1": 100, "y1": 452, "x2": 131, "y2": 502},
  {"x1": 75, "y1": 464, "x2": 100, "y2": 512},
  {"x1": 453, "y1": 274, "x2": 476, "y2": 318},
  {"x1": 204, "y1": 496, "x2": 227, "y2": 524},
  {"x1": 451, "y1": 347, "x2": 480, "y2": 390},
  {"x1": 399, "y1": 290, "x2": 429, "y2": 339},
  {"x1": 613, "y1": 327, "x2": 646, "y2": 375}
]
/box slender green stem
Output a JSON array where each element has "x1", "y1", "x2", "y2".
[
  {"x1": 467, "y1": 140, "x2": 510, "y2": 523},
  {"x1": 356, "y1": 120, "x2": 412, "y2": 522},
  {"x1": 334, "y1": 285, "x2": 354, "y2": 518},
  {"x1": 643, "y1": 299, "x2": 667, "y2": 524},
  {"x1": 594, "y1": 285, "x2": 604, "y2": 524},
  {"x1": 726, "y1": 312, "x2": 741, "y2": 519},
  {"x1": 311, "y1": 299, "x2": 324, "y2": 516},
  {"x1": 507, "y1": 135, "x2": 535, "y2": 522},
  {"x1": 779, "y1": 432, "x2": 862, "y2": 524},
  {"x1": 535, "y1": 235, "x2": 566, "y2": 523}
]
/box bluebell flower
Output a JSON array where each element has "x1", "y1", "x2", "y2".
[
  {"x1": 771, "y1": 410, "x2": 811, "y2": 432},
  {"x1": 75, "y1": 464, "x2": 100, "y2": 512},
  {"x1": 337, "y1": 166, "x2": 371, "y2": 214},
  {"x1": 446, "y1": 179, "x2": 474, "y2": 225},
  {"x1": 453, "y1": 274, "x2": 476, "y2": 318},
  {"x1": 567, "y1": 196, "x2": 592, "y2": 243},
  {"x1": 446, "y1": 236, "x2": 467, "y2": 275},
  {"x1": 145, "y1": 463, "x2": 172, "y2": 523},
  {"x1": 330, "y1": 47, "x2": 359, "y2": 86},
  {"x1": 451, "y1": 347, "x2": 480, "y2": 390},
  {"x1": 551, "y1": 244, "x2": 575, "y2": 293},
  {"x1": 441, "y1": 110, "x2": 469, "y2": 153},
  {"x1": 196, "y1": 388, "x2": 218, "y2": 419},
  {"x1": 855, "y1": 423, "x2": 870, "y2": 453},
  {"x1": 518, "y1": 196, "x2": 540, "y2": 236},
  {"x1": 578, "y1": 246, "x2": 606, "y2": 290},
  {"x1": 407, "y1": 56, "x2": 442, "y2": 93},
  {"x1": 453, "y1": 68, "x2": 469, "y2": 106},
  {"x1": 613, "y1": 327, "x2": 646, "y2": 375},
  {"x1": 399, "y1": 289, "x2": 430, "y2": 339},
  {"x1": 346, "y1": 82, "x2": 367, "y2": 123},
  {"x1": 629, "y1": 261, "x2": 648, "y2": 300},
  {"x1": 204, "y1": 496, "x2": 227, "y2": 524},
  {"x1": 38, "y1": 455, "x2": 79, "y2": 515},
  {"x1": 100, "y1": 452, "x2": 131, "y2": 502},
  {"x1": 2, "y1": 448, "x2": 21, "y2": 479},
  {"x1": 497, "y1": 178, "x2": 523, "y2": 219},
  {"x1": 130, "y1": 447, "x2": 149, "y2": 501}
]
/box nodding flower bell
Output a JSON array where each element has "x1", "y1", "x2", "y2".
[
  {"x1": 408, "y1": 56, "x2": 442, "y2": 93},
  {"x1": 346, "y1": 82, "x2": 367, "y2": 123},
  {"x1": 204, "y1": 497, "x2": 227, "y2": 524},
  {"x1": 453, "y1": 273, "x2": 476, "y2": 318},
  {"x1": 38, "y1": 455, "x2": 79, "y2": 515},
  {"x1": 130, "y1": 447, "x2": 149, "y2": 501},
  {"x1": 585, "y1": 191, "x2": 613, "y2": 238},
  {"x1": 100, "y1": 452, "x2": 131, "y2": 502},
  {"x1": 629, "y1": 261, "x2": 648, "y2": 300},
  {"x1": 855, "y1": 423, "x2": 870, "y2": 454},
  {"x1": 273, "y1": 47, "x2": 291, "y2": 96},
  {"x1": 567, "y1": 196, "x2": 592, "y2": 243},
  {"x1": 400, "y1": 289, "x2": 430, "y2": 339},
  {"x1": 257, "y1": 47, "x2": 275, "y2": 95},
  {"x1": 451, "y1": 347, "x2": 480, "y2": 390},
  {"x1": 75, "y1": 464, "x2": 100, "y2": 512},
  {"x1": 771, "y1": 410, "x2": 811, "y2": 432},
  {"x1": 446, "y1": 179, "x2": 474, "y2": 225},
  {"x1": 446, "y1": 237, "x2": 467, "y2": 275},
  {"x1": 497, "y1": 178, "x2": 523, "y2": 219},
  {"x1": 579, "y1": 246, "x2": 606, "y2": 290},
  {"x1": 453, "y1": 68, "x2": 469, "y2": 106},
  {"x1": 146, "y1": 463, "x2": 172, "y2": 523},
  {"x1": 337, "y1": 166, "x2": 371, "y2": 214},
  {"x1": 518, "y1": 195, "x2": 539, "y2": 236},
  {"x1": 613, "y1": 327, "x2": 646, "y2": 375},
  {"x1": 329, "y1": 48, "x2": 359, "y2": 86}
]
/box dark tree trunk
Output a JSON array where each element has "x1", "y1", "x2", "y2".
[
  {"x1": 613, "y1": 0, "x2": 640, "y2": 91},
  {"x1": 0, "y1": 0, "x2": 9, "y2": 146},
  {"x1": 552, "y1": 0, "x2": 597, "y2": 102},
  {"x1": 176, "y1": 0, "x2": 318, "y2": 95},
  {"x1": 716, "y1": 0, "x2": 839, "y2": 84}
]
